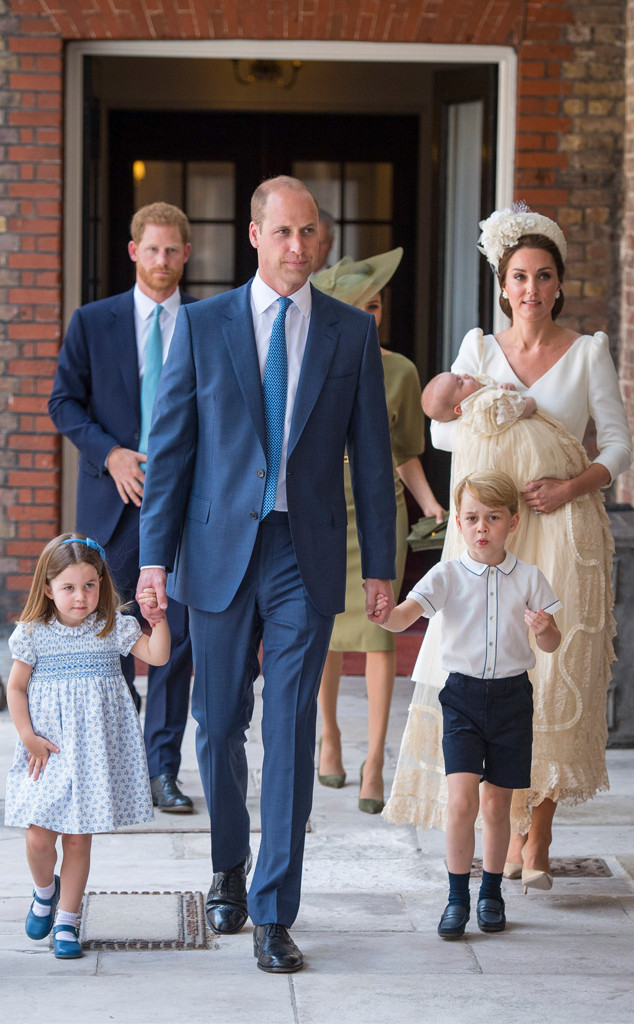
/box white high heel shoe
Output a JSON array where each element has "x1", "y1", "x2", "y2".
[
  {"x1": 503, "y1": 861, "x2": 523, "y2": 880},
  {"x1": 522, "y1": 868, "x2": 553, "y2": 894}
]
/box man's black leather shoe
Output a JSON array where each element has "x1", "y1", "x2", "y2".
[
  {"x1": 205, "y1": 852, "x2": 253, "y2": 934},
  {"x1": 150, "y1": 774, "x2": 193, "y2": 814},
  {"x1": 437, "y1": 902, "x2": 470, "y2": 939},
  {"x1": 476, "y1": 896, "x2": 506, "y2": 932},
  {"x1": 253, "y1": 924, "x2": 304, "y2": 973}
]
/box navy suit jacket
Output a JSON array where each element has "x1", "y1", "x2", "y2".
[
  {"x1": 49, "y1": 287, "x2": 197, "y2": 547},
  {"x1": 139, "y1": 281, "x2": 397, "y2": 617}
]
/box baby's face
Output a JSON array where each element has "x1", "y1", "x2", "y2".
[{"x1": 436, "y1": 372, "x2": 482, "y2": 414}]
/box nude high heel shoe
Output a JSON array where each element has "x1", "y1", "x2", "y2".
[
  {"x1": 502, "y1": 862, "x2": 523, "y2": 880},
  {"x1": 522, "y1": 868, "x2": 553, "y2": 894}
]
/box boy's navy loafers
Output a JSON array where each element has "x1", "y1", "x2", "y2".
[
  {"x1": 437, "y1": 902, "x2": 470, "y2": 939},
  {"x1": 476, "y1": 896, "x2": 506, "y2": 932}
]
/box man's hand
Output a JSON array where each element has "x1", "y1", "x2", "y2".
[
  {"x1": 106, "y1": 446, "x2": 147, "y2": 506},
  {"x1": 136, "y1": 568, "x2": 168, "y2": 625},
  {"x1": 363, "y1": 578, "x2": 395, "y2": 625}
]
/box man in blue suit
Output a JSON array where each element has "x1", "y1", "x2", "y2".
[
  {"x1": 49, "y1": 202, "x2": 195, "y2": 814},
  {"x1": 136, "y1": 177, "x2": 396, "y2": 972}
]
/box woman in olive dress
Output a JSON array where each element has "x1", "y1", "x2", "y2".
[{"x1": 312, "y1": 250, "x2": 445, "y2": 812}]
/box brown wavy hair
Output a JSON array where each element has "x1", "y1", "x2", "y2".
[{"x1": 19, "y1": 533, "x2": 120, "y2": 637}]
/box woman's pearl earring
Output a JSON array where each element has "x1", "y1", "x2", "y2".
[
  {"x1": 555, "y1": 290, "x2": 561, "y2": 299},
  {"x1": 502, "y1": 290, "x2": 508, "y2": 299}
]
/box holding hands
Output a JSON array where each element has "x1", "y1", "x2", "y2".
[{"x1": 136, "y1": 568, "x2": 168, "y2": 626}]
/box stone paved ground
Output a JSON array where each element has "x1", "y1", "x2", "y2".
[{"x1": 1, "y1": 638, "x2": 633, "y2": 1024}]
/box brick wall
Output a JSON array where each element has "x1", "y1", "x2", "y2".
[
  {"x1": 1, "y1": 2, "x2": 63, "y2": 621},
  {"x1": 619, "y1": 0, "x2": 634, "y2": 505},
  {"x1": 0, "y1": 0, "x2": 630, "y2": 619}
]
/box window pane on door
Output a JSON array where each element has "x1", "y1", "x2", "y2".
[
  {"x1": 133, "y1": 160, "x2": 183, "y2": 209},
  {"x1": 344, "y1": 164, "x2": 392, "y2": 220},
  {"x1": 188, "y1": 223, "x2": 235, "y2": 282},
  {"x1": 186, "y1": 162, "x2": 235, "y2": 219}
]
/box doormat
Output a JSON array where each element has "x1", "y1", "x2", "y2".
[
  {"x1": 78, "y1": 891, "x2": 209, "y2": 951},
  {"x1": 471, "y1": 857, "x2": 612, "y2": 878}
]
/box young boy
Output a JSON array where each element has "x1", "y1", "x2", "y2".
[{"x1": 378, "y1": 470, "x2": 561, "y2": 939}]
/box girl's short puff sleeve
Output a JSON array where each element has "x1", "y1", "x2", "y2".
[
  {"x1": 9, "y1": 622, "x2": 36, "y2": 667},
  {"x1": 113, "y1": 611, "x2": 143, "y2": 657}
]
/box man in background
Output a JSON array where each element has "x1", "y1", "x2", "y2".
[{"x1": 49, "y1": 202, "x2": 196, "y2": 815}]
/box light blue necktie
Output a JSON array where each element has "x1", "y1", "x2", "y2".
[
  {"x1": 261, "y1": 296, "x2": 291, "y2": 518},
  {"x1": 139, "y1": 304, "x2": 164, "y2": 459}
]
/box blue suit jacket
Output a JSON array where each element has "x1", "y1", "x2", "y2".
[
  {"x1": 139, "y1": 281, "x2": 397, "y2": 617},
  {"x1": 49, "y1": 287, "x2": 197, "y2": 546}
]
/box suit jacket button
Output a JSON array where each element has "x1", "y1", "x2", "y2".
[
  {"x1": 250, "y1": 511, "x2": 259, "y2": 520},
  {"x1": 257, "y1": 469, "x2": 265, "y2": 478}
]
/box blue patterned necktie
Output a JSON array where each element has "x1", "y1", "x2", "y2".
[
  {"x1": 261, "y1": 296, "x2": 291, "y2": 518},
  {"x1": 139, "y1": 303, "x2": 164, "y2": 459}
]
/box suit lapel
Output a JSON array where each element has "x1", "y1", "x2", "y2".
[
  {"x1": 288, "y1": 287, "x2": 339, "y2": 455},
  {"x1": 222, "y1": 283, "x2": 267, "y2": 451},
  {"x1": 109, "y1": 290, "x2": 141, "y2": 420}
]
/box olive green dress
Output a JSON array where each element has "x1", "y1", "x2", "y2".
[{"x1": 329, "y1": 350, "x2": 425, "y2": 653}]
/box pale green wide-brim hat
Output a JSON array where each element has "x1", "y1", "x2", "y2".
[{"x1": 312, "y1": 246, "x2": 403, "y2": 309}]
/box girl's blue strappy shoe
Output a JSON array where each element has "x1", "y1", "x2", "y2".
[
  {"x1": 52, "y1": 924, "x2": 83, "y2": 959},
  {"x1": 25, "y1": 875, "x2": 60, "y2": 940}
]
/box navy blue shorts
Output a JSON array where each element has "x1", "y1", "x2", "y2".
[{"x1": 438, "y1": 671, "x2": 533, "y2": 789}]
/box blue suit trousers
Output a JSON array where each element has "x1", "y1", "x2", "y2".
[{"x1": 189, "y1": 512, "x2": 334, "y2": 927}]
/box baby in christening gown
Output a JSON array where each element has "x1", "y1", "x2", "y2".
[{"x1": 383, "y1": 371, "x2": 615, "y2": 834}]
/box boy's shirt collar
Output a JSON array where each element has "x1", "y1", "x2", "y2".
[{"x1": 460, "y1": 549, "x2": 518, "y2": 576}]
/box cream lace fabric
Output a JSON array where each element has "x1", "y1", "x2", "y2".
[{"x1": 383, "y1": 387, "x2": 615, "y2": 834}]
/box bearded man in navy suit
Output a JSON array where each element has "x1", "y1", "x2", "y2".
[
  {"x1": 136, "y1": 177, "x2": 396, "y2": 972},
  {"x1": 49, "y1": 202, "x2": 195, "y2": 814}
]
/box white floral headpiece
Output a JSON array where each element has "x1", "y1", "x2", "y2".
[{"x1": 477, "y1": 201, "x2": 567, "y2": 272}]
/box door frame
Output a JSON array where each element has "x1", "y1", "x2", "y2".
[
  {"x1": 65, "y1": 39, "x2": 516, "y2": 330},
  {"x1": 61, "y1": 40, "x2": 516, "y2": 526}
]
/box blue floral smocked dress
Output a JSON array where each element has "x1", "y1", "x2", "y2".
[{"x1": 5, "y1": 611, "x2": 153, "y2": 833}]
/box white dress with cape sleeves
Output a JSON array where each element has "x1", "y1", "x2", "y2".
[{"x1": 383, "y1": 329, "x2": 629, "y2": 834}]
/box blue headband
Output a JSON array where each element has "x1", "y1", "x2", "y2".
[{"x1": 60, "y1": 537, "x2": 106, "y2": 562}]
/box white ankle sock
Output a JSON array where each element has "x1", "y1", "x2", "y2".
[
  {"x1": 32, "y1": 878, "x2": 56, "y2": 917},
  {"x1": 55, "y1": 909, "x2": 78, "y2": 941}
]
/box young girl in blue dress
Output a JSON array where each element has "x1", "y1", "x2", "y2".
[{"x1": 5, "y1": 533, "x2": 170, "y2": 960}]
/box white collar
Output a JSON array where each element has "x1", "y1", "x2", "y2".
[
  {"x1": 134, "y1": 283, "x2": 181, "y2": 320},
  {"x1": 459, "y1": 549, "x2": 517, "y2": 576},
  {"x1": 251, "y1": 271, "x2": 312, "y2": 319}
]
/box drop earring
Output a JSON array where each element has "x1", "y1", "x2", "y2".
[
  {"x1": 555, "y1": 290, "x2": 561, "y2": 298},
  {"x1": 502, "y1": 290, "x2": 508, "y2": 299}
]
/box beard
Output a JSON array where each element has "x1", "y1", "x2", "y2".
[{"x1": 137, "y1": 262, "x2": 183, "y2": 295}]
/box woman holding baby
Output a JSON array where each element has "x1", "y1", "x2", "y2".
[{"x1": 384, "y1": 204, "x2": 632, "y2": 893}]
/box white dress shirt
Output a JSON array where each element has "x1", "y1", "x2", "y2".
[
  {"x1": 133, "y1": 283, "x2": 181, "y2": 377},
  {"x1": 407, "y1": 550, "x2": 561, "y2": 679},
  {"x1": 250, "y1": 271, "x2": 312, "y2": 512}
]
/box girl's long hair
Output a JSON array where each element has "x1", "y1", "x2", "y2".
[{"x1": 20, "y1": 532, "x2": 120, "y2": 637}]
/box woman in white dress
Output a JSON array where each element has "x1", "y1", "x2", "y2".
[{"x1": 383, "y1": 205, "x2": 632, "y2": 893}]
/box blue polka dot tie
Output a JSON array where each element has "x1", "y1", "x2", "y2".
[
  {"x1": 261, "y1": 296, "x2": 291, "y2": 519},
  {"x1": 139, "y1": 303, "x2": 164, "y2": 461}
]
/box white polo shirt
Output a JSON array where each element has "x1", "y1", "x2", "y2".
[{"x1": 407, "y1": 551, "x2": 561, "y2": 679}]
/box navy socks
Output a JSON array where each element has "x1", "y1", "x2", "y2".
[
  {"x1": 478, "y1": 869, "x2": 503, "y2": 902},
  {"x1": 447, "y1": 870, "x2": 471, "y2": 907}
]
